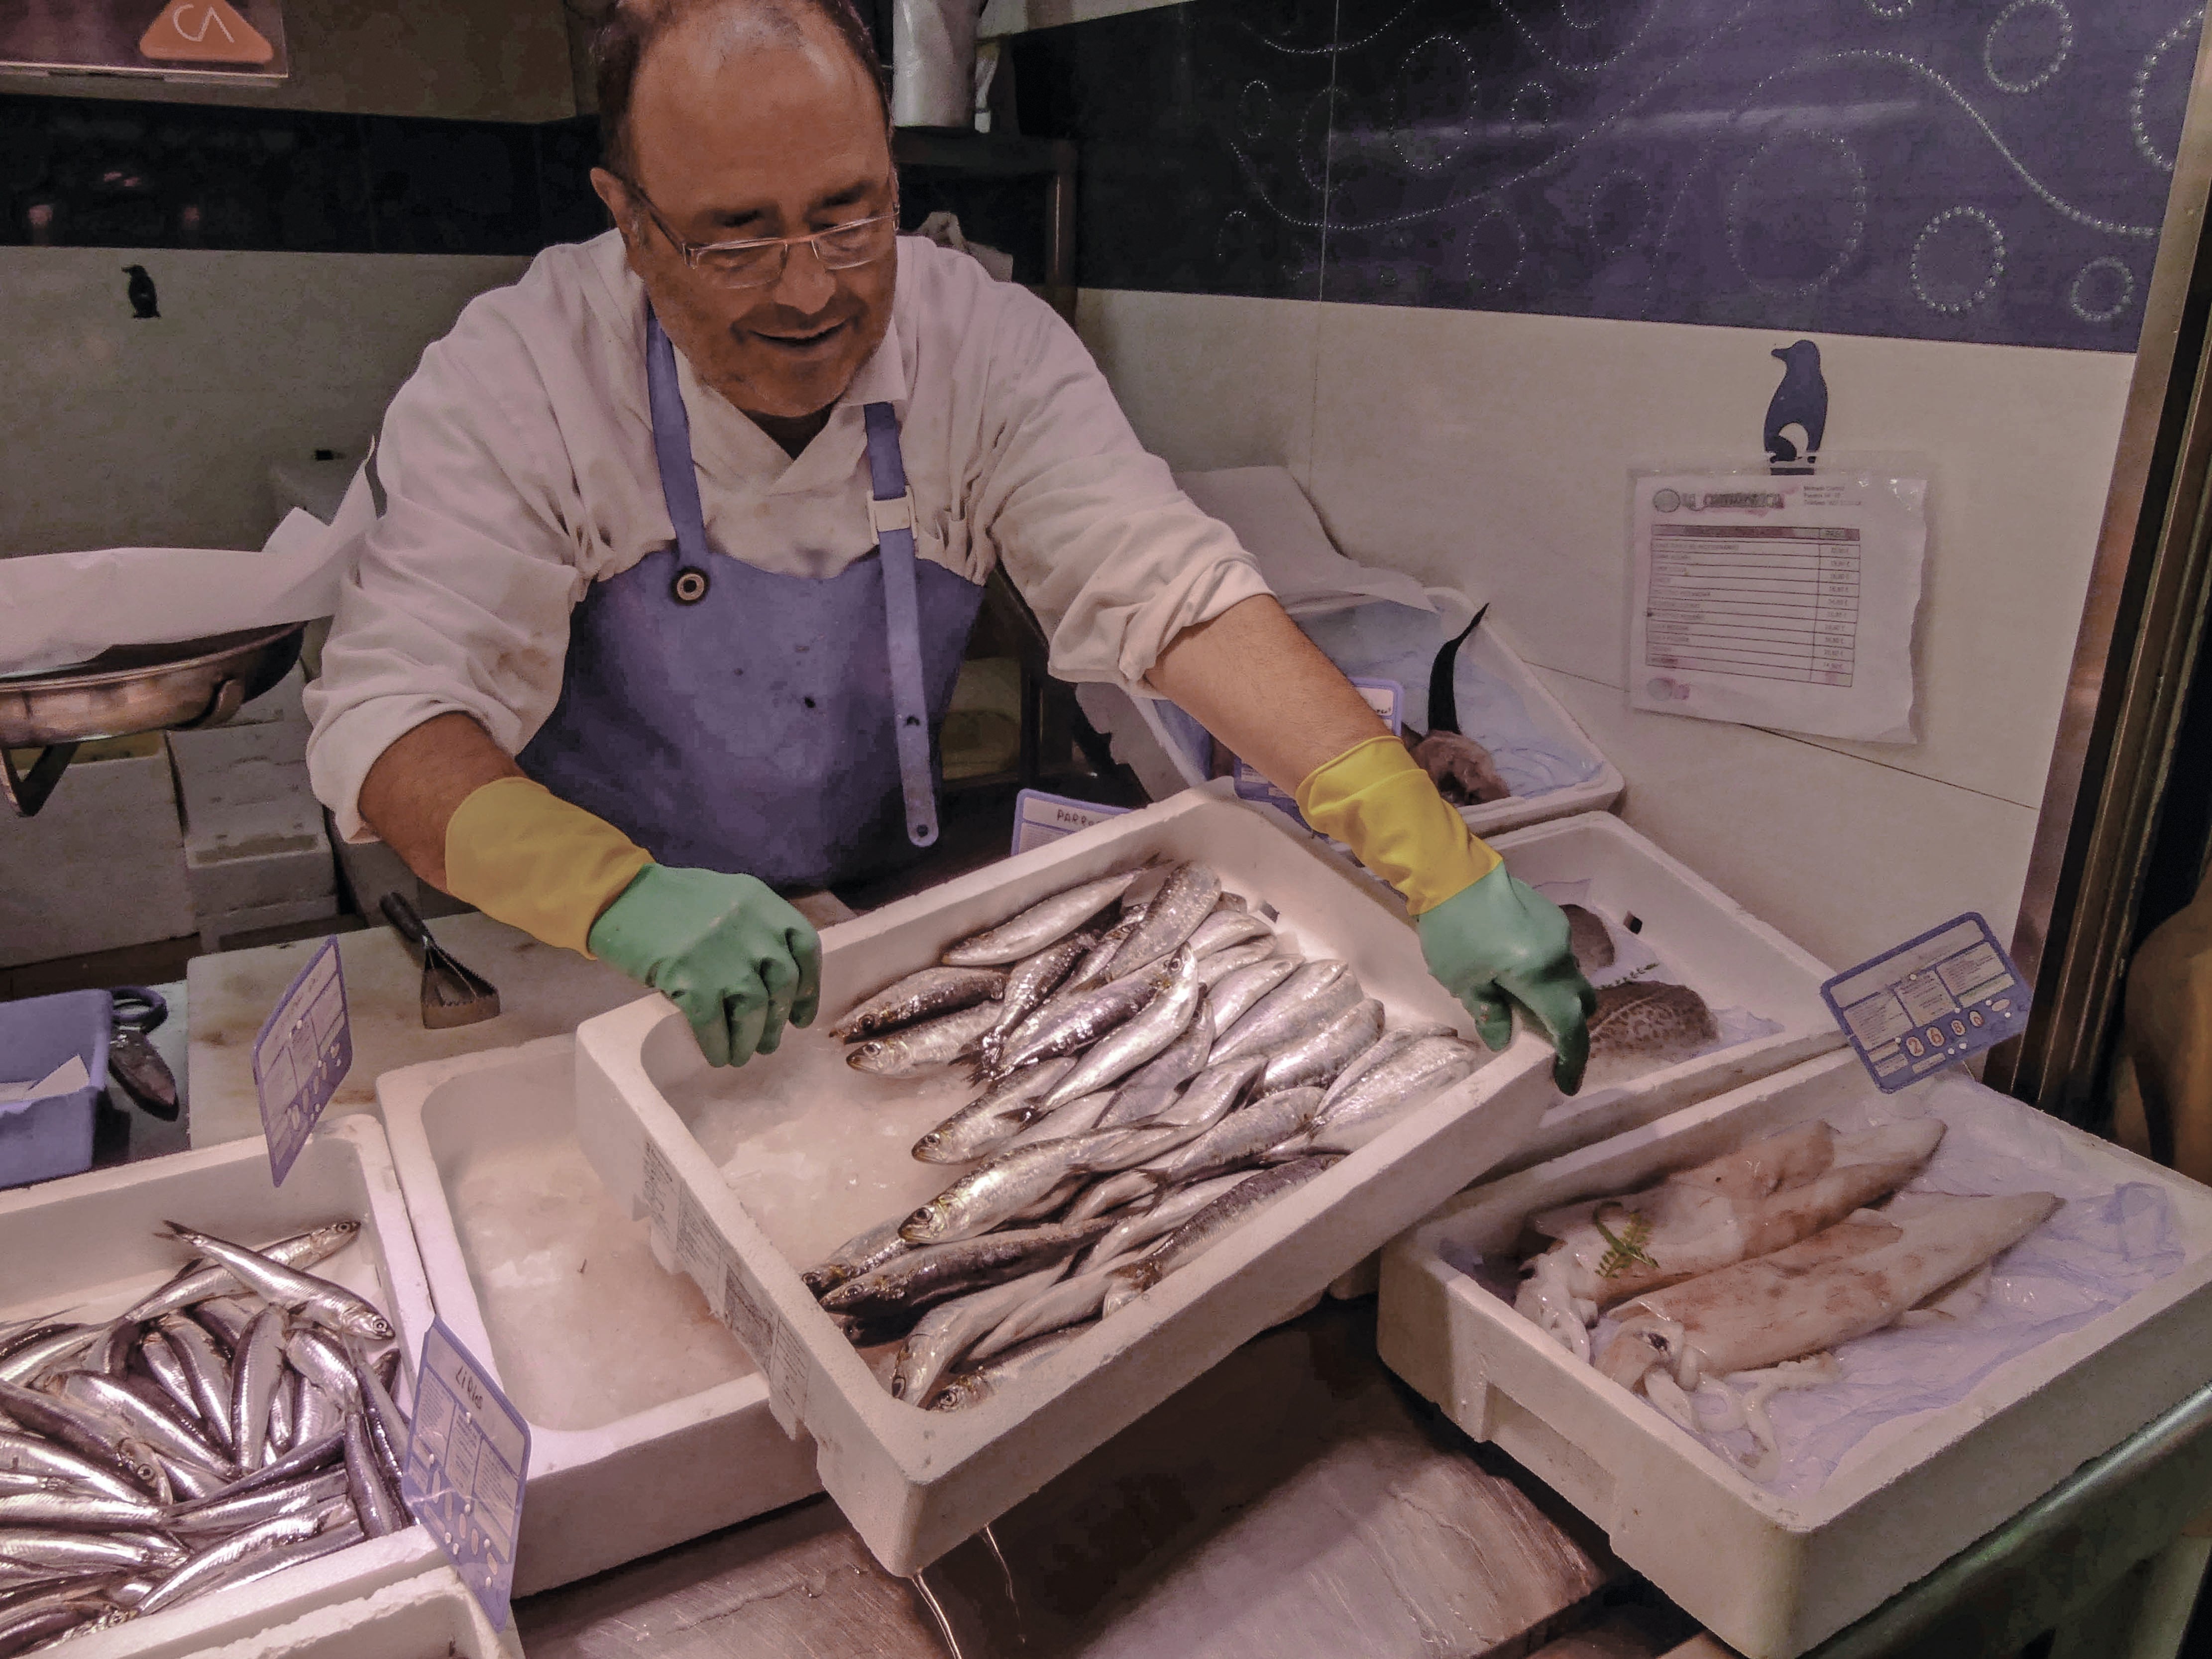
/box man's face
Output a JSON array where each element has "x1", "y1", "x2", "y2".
[{"x1": 594, "y1": 11, "x2": 897, "y2": 422}]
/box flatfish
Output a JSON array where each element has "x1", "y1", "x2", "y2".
[{"x1": 1581, "y1": 980, "x2": 1718, "y2": 1090}]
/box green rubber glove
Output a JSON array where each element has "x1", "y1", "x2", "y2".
[
  {"x1": 587, "y1": 866, "x2": 822, "y2": 1068},
  {"x1": 1415, "y1": 864, "x2": 1597, "y2": 1094}
]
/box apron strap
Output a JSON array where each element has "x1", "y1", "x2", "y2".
[
  {"x1": 864, "y1": 401, "x2": 940, "y2": 851},
  {"x1": 645, "y1": 314, "x2": 712, "y2": 562}
]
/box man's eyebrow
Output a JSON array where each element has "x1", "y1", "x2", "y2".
[{"x1": 699, "y1": 178, "x2": 887, "y2": 233}]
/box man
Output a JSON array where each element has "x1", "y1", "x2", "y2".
[{"x1": 303, "y1": 0, "x2": 1594, "y2": 1085}]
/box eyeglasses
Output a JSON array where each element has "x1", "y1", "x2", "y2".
[{"x1": 618, "y1": 176, "x2": 897, "y2": 289}]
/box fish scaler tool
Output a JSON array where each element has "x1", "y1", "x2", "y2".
[{"x1": 380, "y1": 892, "x2": 501, "y2": 1029}]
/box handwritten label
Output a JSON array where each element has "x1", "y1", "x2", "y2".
[
  {"x1": 251, "y1": 937, "x2": 350, "y2": 1186},
  {"x1": 1012, "y1": 789, "x2": 1131, "y2": 856},
  {"x1": 402, "y1": 1322, "x2": 530, "y2": 1632},
  {"x1": 1821, "y1": 913, "x2": 2031, "y2": 1092}
]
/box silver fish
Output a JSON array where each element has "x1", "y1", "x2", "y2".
[
  {"x1": 160, "y1": 1225, "x2": 394, "y2": 1344},
  {"x1": 889, "y1": 1265, "x2": 1066, "y2": 1404},
  {"x1": 828, "y1": 967, "x2": 1007, "y2": 1041},
  {"x1": 280, "y1": 1330, "x2": 358, "y2": 1411},
  {"x1": 1258, "y1": 999, "x2": 1384, "y2": 1096},
  {"x1": 267, "y1": 1371, "x2": 299, "y2": 1461},
  {"x1": 1081, "y1": 1170, "x2": 1251, "y2": 1269},
  {"x1": 166, "y1": 1469, "x2": 350, "y2": 1538},
  {"x1": 349, "y1": 1355, "x2": 409, "y2": 1496},
  {"x1": 975, "y1": 934, "x2": 1097, "y2": 1075},
  {"x1": 844, "y1": 1001, "x2": 1003, "y2": 1077},
  {"x1": 910, "y1": 1056, "x2": 1080, "y2": 1165},
  {"x1": 1323, "y1": 1021, "x2": 1454, "y2": 1105},
  {"x1": 157, "y1": 1454, "x2": 224, "y2": 1502},
  {"x1": 940, "y1": 872, "x2": 1142, "y2": 967},
  {"x1": 927, "y1": 1326, "x2": 1088, "y2": 1411},
  {"x1": 1097, "y1": 998, "x2": 1215, "y2": 1126},
  {"x1": 821, "y1": 1219, "x2": 1112, "y2": 1318},
  {"x1": 198, "y1": 1517, "x2": 363, "y2": 1599},
  {"x1": 1154, "y1": 1054, "x2": 1267, "y2": 1129},
  {"x1": 803, "y1": 1215, "x2": 917, "y2": 1296},
  {"x1": 969, "y1": 1252, "x2": 1151, "y2": 1361},
  {"x1": 0, "y1": 1381, "x2": 156, "y2": 1493},
  {"x1": 1105, "y1": 863, "x2": 1222, "y2": 977},
  {"x1": 193, "y1": 1300, "x2": 255, "y2": 1353},
  {"x1": 130, "y1": 1331, "x2": 202, "y2": 1430},
  {"x1": 170, "y1": 1432, "x2": 344, "y2": 1513},
  {"x1": 294, "y1": 1384, "x2": 344, "y2": 1452},
  {"x1": 992, "y1": 963, "x2": 1167, "y2": 1079},
  {"x1": 1582, "y1": 981, "x2": 1721, "y2": 1091},
  {"x1": 1056, "y1": 908, "x2": 1147, "y2": 999},
  {"x1": 1212, "y1": 961, "x2": 1360, "y2": 1062},
  {"x1": 1143, "y1": 1086, "x2": 1326, "y2": 1187},
  {"x1": 0, "y1": 1490, "x2": 166, "y2": 1531},
  {"x1": 1185, "y1": 909, "x2": 1271, "y2": 959},
  {"x1": 86, "y1": 1322, "x2": 134, "y2": 1378},
  {"x1": 230, "y1": 1307, "x2": 287, "y2": 1472},
  {"x1": 123, "y1": 1222, "x2": 362, "y2": 1326},
  {"x1": 1105, "y1": 1157, "x2": 1342, "y2": 1311},
  {"x1": 342, "y1": 1411, "x2": 405, "y2": 1538},
  {"x1": 0, "y1": 1435, "x2": 145, "y2": 1507},
  {"x1": 57, "y1": 1373, "x2": 230, "y2": 1478},
  {"x1": 1194, "y1": 942, "x2": 1280, "y2": 992},
  {"x1": 155, "y1": 1318, "x2": 234, "y2": 1454},
  {"x1": 136, "y1": 1510, "x2": 332, "y2": 1614},
  {"x1": 1205, "y1": 956, "x2": 1299, "y2": 1030},
  {"x1": 1001, "y1": 1091, "x2": 1118, "y2": 1152},
  {"x1": 0, "y1": 1327, "x2": 100, "y2": 1389},
  {"x1": 1062, "y1": 1169, "x2": 1158, "y2": 1223},
  {"x1": 1310, "y1": 1036, "x2": 1484, "y2": 1152},
  {"x1": 900, "y1": 1129, "x2": 1176, "y2": 1245},
  {"x1": 1039, "y1": 948, "x2": 1205, "y2": 1109}
]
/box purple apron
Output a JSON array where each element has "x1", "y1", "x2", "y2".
[{"x1": 518, "y1": 314, "x2": 984, "y2": 890}]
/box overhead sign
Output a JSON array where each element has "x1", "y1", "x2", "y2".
[
  {"x1": 0, "y1": 1, "x2": 288, "y2": 84},
  {"x1": 140, "y1": 0, "x2": 273, "y2": 64}
]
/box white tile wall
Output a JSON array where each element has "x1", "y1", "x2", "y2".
[
  {"x1": 1, "y1": 246, "x2": 530, "y2": 554},
  {"x1": 1079, "y1": 288, "x2": 2131, "y2": 969}
]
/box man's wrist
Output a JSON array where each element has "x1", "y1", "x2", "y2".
[{"x1": 1296, "y1": 735, "x2": 1502, "y2": 915}]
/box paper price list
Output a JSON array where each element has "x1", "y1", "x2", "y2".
[{"x1": 1644, "y1": 524, "x2": 1862, "y2": 687}]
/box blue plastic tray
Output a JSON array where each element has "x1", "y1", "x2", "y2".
[{"x1": 0, "y1": 990, "x2": 111, "y2": 1189}]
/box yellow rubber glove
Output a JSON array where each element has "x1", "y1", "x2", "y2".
[
  {"x1": 1297, "y1": 736, "x2": 1594, "y2": 1091},
  {"x1": 442, "y1": 777, "x2": 653, "y2": 957}
]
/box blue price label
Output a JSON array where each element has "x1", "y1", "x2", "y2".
[
  {"x1": 1235, "y1": 678, "x2": 1403, "y2": 826},
  {"x1": 402, "y1": 1322, "x2": 530, "y2": 1632},
  {"x1": 1821, "y1": 912, "x2": 2031, "y2": 1092},
  {"x1": 1011, "y1": 789, "x2": 1131, "y2": 857},
  {"x1": 251, "y1": 936, "x2": 350, "y2": 1186}
]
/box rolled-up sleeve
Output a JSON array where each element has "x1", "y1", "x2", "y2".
[
  {"x1": 304, "y1": 332, "x2": 586, "y2": 843},
  {"x1": 965, "y1": 283, "x2": 1273, "y2": 690}
]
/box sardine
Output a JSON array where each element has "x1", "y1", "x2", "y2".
[
  {"x1": 889, "y1": 1265, "x2": 1066, "y2": 1404},
  {"x1": 1038, "y1": 948, "x2": 1204, "y2": 1109},
  {"x1": 911, "y1": 1056, "x2": 1079, "y2": 1165},
  {"x1": 844, "y1": 1001, "x2": 1003, "y2": 1077},
  {"x1": 1080, "y1": 1171, "x2": 1251, "y2": 1269},
  {"x1": 803, "y1": 1216, "x2": 917, "y2": 1296},
  {"x1": 975, "y1": 934, "x2": 1096, "y2": 1075},
  {"x1": 1104, "y1": 1156, "x2": 1342, "y2": 1312},
  {"x1": 901, "y1": 1128, "x2": 1178, "y2": 1245},
  {"x1": 1194, "y1": 942, "x2": 1280, "y2": 992},
  {"x1": 1097, "y1": 998, "x2": 1215, "y2": 1126},
  {"x1": 821, "y1": 1219, "x2": 1112, "y2": 1319},
  {"x1": 1142, "y1": 1087, "x2": 1326, "y2": 1187},
  {"x1": 1105, "y1": 863, "x2": 1222, "y2": 976},
  {"x1": 1309, "y1": 1036, "x2": 1485, "y2": 1152},
  {"x1": 828, "y1": 967, "x2": 1007, "y2": 1041},
  {"x1": 123, "y1": 1222, "x2": 362, "y2": 1325},
  {"x1": 154, "y1": 1319, "x2": 234, "y2": 1454},
  {"x1": 1212, "y1": 961, "x2": 1360, "y2": 1062},
  {"x1": 991, "y1": 966, "x2": 1165, "y2": 1079},
  {"x1": 1155, "y1": 1054, "x2": 1267, "y2": 1129},
  {"x1": 135, "y1": 1510, "x2": 331, "y2": 1614},
  {"x1": 1205, "y1": 957, "x2": 1299, "y2": 1031},
  {"x1": 1186, "y1": 909, "x2": 1271, "y2": 959},
  {"x1": 970, "y1": 1253, "x2": 1149, "y2": 1360},
  {"x1": 1564, "y1": 904, "x2": 1615, "y2": 973},
  {"x1": 1001, "y1": 1092, "x2": 1118, "y2": 1152},
  {"x1": 229, "y1": 1308, "x2": 287, "y2": 1472},
  {"x1": 1062, "y1": 1169, "x2": 1157, "y2": 1223},
  {"x1": 1057, "y1": 910, "x2": 1146, "y2": 1000},
  {"x1": 159, "y1": 1226, "x2": 394, "y2": 1344},
  {"x1": 940, "y1": 872, "x2": 1141, "y2": 967},
  {"x1": 1324, "y1": 1021, "x2": 1456, "y2": 1106},
  {"x1": 1257, "y1": 999, "x2": 1384, "y2": 1096},
  {"x1": 1581, "y1": 981, "x2": 1721, "y2": 1091},
  {"x1": 926, "y1": 1327, "x2": 1088, "y2": 1411}
]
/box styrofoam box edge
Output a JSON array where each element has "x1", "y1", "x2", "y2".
[
  {"x1": 576, "y1": 784, "x2": 1560, "y2": 1576},
  {"x1": 1375, "y1": 1050, "x2": 2212, "y2": 1659},
  {"x1": 185, "y1": 1561, "x2": 520, "y2": 1659},
  {"x1": 376, "y1": 1037, "x2": 821, "y2": 1594},
  {"x1": 6, "y1": 1119, "x2": 446, "y2": 1659}
]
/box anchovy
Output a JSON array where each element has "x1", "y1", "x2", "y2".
[
  {"x1": 167, "y1": 1470, "x2": 351, "y2": 1538},
  {"x1": 123, "y1": 1222, "x2": 362, "y2": 1325},
  {"x1": 802, "y1": 1216, "x2": 916, "y2": 1297},
  {"x1": 1039, "y1": 948, "x2": 1205, "y2": 1110},
  {"x1": 1310, "y1": 1037, "x2": 1485, "y2": 1152},
  {"x1": 342, "y1": 1412, "x2": 405, "y2": 1539},
  {"x1": 0, "y1": 1328, "x2": 100, "y2": 1389},
  {"x1": 889, "y1": 1265, "x2": 1067, "y2": 1404},
  {"x1": 159, "y1": 1226, "x2": 394, "y2": 1344},
  {"x1": 1081, "y1": 1171, "x2": 1252, "y2": 1269},
  {"x1": 347, "y1": 1350, "x2": 410, "y2": 1496},
  {"x1": 86, "y1": 1322, "x2": 134, "y2": 1379},
  {"x1": 1185, "y1": 909, "x2": 1272, "y2": 959},
  {"x1": 828, "y1": 967, "x2": 1007, "y2": 1041},
  {"x1": 844, "y1": 1002, "x2": 1001, "y2": 1078},
  {"x1": 820, "y1": 1219, "x2": 1112, "y2": 1320},
  {"x1": 1142, "y1": 1087, "x2": 1326, "y2": 1187},
  {"x1": 940, "y1": 871, "x2": 1142, "y2": 967},
  {"x1": 991, "y1": 966, "x2": 1165, "y2": 1080},
  {"x1": 1105, "y1": 863, "x2": 1222, "y2": 977},
  {"x1": 193, "y1": 1300, "x2": 254, "y2": 1354},
  {"x1": 910, "y1": 1056, "x2": 1080, "y2": 1165},
  {"x1": 1212, "y1": 961, "x2": 1361, "y2": 1062},
  {"x1": 130, "y1": 1331, "x2": 202, "y2": 1433},
  {"x1": 170, "y1": 1432, "x2": 344, "y2": 1513},
  {"x1": 0, "y1": 1491, "x2": 166, "y2": 1532},
  {"x1": 975, "y1": 934, "x2": 1096, "y2": 1074},
  {"x1": 280, "y1": 1331, "x2": 358, "y2": 1412},
  {"x1": 1204, "y1": 957, "x2": 1299, "y2": 1034},
  {"x1": 230, "y1": 1308, "x2": 287, "y2": 1472},
  {"x1": 157, "y1": 1454, "x2": 224, "y2": 1503},
  {"x1": 1103, "y1": 1157, "x2": 1342, "y2": 1313},
  {"x1": 135, "y1": 1510, "x2": 331, "y2": 1615},
  {"x1": 0, "y1": 1530, "x2": 168, "y2": 1574},
  {"x1": 267, "y1": 1371, "x2": 299, "y2": 1461},
  {"x1": 0, "y1": 1437, "x2": 144, "y2": 1508},
  {"x1": 0, "y1": 1383, "x2": 156, "y2": 1494},
  {"x1": 1097, "y1": 998, "x2": 1215, "y2": 1127},
  {"x1": 927, "y1": 1327, "x2": 1088, "y2": 1411},
  {"x1": 0, "y1": 1602, "x2": 102, "y2": 1652},
  {"x1": 154, "y1": 1319, "x2": 234, "y2": 1455},
  {"x1": 1257, "y1": 999, "x2": 1385, "y2": 1096},
  {"x1": 197, "y1": 1517, "x2": 364, "y2": 1600},
  {"x1": 56, "y1": 1373, "x2": 230, "y2": 1478}
]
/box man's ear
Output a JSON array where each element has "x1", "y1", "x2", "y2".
[{"x1": 590, "y1": 168, "x2": 641, "y2": 245}]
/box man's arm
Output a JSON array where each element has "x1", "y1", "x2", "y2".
[{"x1": 357, "y1": 714, "x2": 524, "y2": 892}]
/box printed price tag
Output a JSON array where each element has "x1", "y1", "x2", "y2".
[
  {"x1": 1821, "y1": 913, "x2": 2030, "y2": 1092},
  {"x1": 1012, "y1": 789, "x2": 1130, "y2": 856},
  {"x1": 1234, "y1": 678, "x2": 1402, "y2": 824},
  {"x1": 402, "y1": 1321, "x2": 530, "y2": 1632},
  {"x1": 251, "y1": 936, "x2": 350, "y2": 1186}
]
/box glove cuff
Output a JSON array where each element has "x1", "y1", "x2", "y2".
[
  {"x1": 1296, "y1": 735, "x2": 1501, "y2": 916},
  {"x1": 444, "y1": 776, "x2": 653, "y2": 956}
]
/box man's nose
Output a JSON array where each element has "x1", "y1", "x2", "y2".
[{"x1": 771, "y1": 239, "x2": 838, "y2": 314}]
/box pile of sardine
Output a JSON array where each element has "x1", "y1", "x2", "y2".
[
  {"x1": 811, "y1": 861, "x2": 1490, "y2": 1411},
  {"x1": 0, "y1": 1220, "x2": 411, "y2": 1652},
  {"x1": 1514, "y1": 1120, "x2": 2058, "y2": 1477}
]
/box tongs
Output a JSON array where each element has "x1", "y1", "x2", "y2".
[{"x1": 380, "y1": 892, "x2": 502, "y2": 1029}]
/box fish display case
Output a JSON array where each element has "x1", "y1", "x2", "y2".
[
  {"x1": 1375, "y1": 1050, "x2": 2212, "y2": 1659},
  {"x1": 571, "y1": 783, "x2": 1558, "y2": 1575},
  {"x1": 0, "y1": 1118, "x2": 442, "y2": 1657},
  {"x1": 377, "y1": 1037, "x2": 819, "y2": 1593}
]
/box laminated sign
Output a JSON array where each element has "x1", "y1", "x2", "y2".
[
  {"x1": 1011, "y1": 789, "x2": 1130, "y2": 855},
  {"x1": 403, "y1": 1323, "x2": 530, "y2": 1630},
  {"x1": 252, "y1": 936, "x2": 350, "y2": 1186},
  {"x1": 1628, "y1": 465, "x2": 1926, "y2": 743},
  {"x1": 1822, "y1": 914, "x2": 2030, "y2": 1091}
]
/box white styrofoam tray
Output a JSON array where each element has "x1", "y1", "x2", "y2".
[
  {"x1": 1376, "y1": 1051, "x2": 2212, "y2": 1659},
  {"x1": 378, "y1": 1036, "x2": 820, "y2": 1594},
  {"x1": 0, "y1": 1118, "x2": 443, "y2": 1658},
  {"x1": 1075, "y1": 603, "x2": 1623, "y2": 839},
  {"x1": 177, "y1": 1562, "x2": 519, "y2": 1659},
  {"x1": 573, "y1": 784, "x2": 1558, "y2": 1575}
]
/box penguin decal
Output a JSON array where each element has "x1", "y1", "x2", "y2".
[
  {"x1": 123, "y1": 265, "x2": 159, "y2": 320},
  {"x1": 1764, "y1": 338, "x2": 1826, "y2": 470}
]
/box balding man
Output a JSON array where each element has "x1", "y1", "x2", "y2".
[{"x1": 304, "y1": 0, "x2": 1593, "y2": 1084}]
